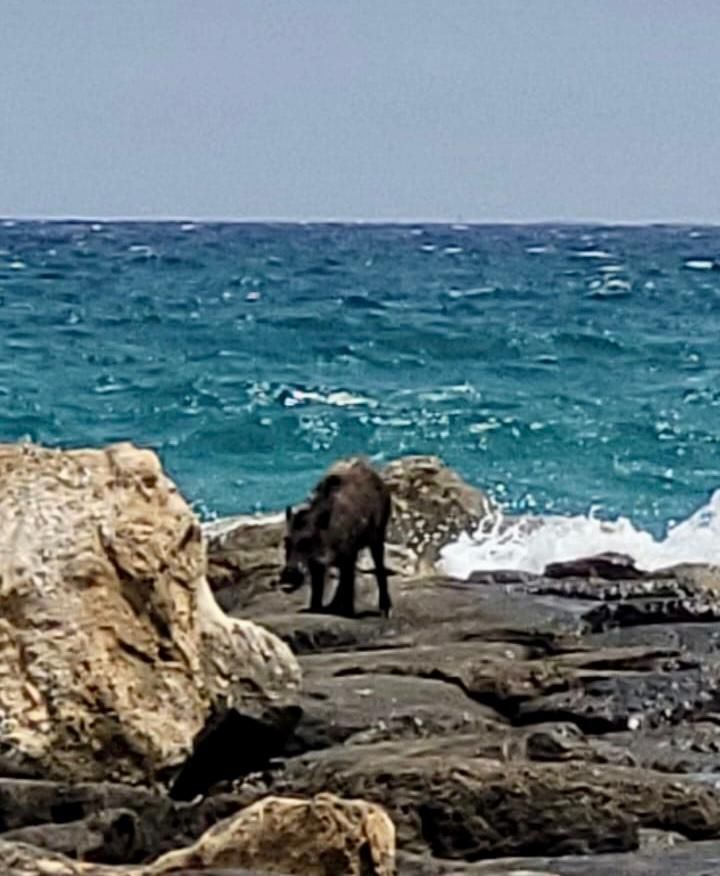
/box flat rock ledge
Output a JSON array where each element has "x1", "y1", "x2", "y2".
[{"x1": 211, "y1": 555, "x2": 720, "y2": 874}]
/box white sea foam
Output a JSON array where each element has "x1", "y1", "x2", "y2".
[
  {"x1": 588, "y1": 277, "x2": 632, "y2": 297},
  {"x1": 128, "y1": 244, "x2": 155, "y2": 256},
  {"x1": 684, "y1": 259, "x2": 716, "y2": 271},
  {"x1": 284, "y1": 389, "x2": 377, "y2": 408},
  {"x1": 446, "y1": 286, "x2": 495, "y2": 298},
  {"x1": 571, "y1": 249, "x2": 614, "y2": 259},
  {"x1": 439, "y1": 489, "x2": 720, "y2": 578}
]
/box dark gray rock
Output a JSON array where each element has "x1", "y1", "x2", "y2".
[
  {"x1": 273, "y1": 738, "x2": 720, "y2": 859},
  {"x1": 13, "y1": 458, "x2": 720, "y2": 873},
  {"x1": 233, "y1": 562, "x2": 720, "y2": 867},
  {"x1": 0, "y1": 778, "x2": 255, "y2": 863},
  {"x1": 544, "y1": 552, "x2": 646, "y2": 580},
  {"x1": 398, "y1": 839, "x2": 720, "y2": 874},
  {"x1": 0, "y1": 808, "x2": 140, "y2": 864},
  {"x1": 283, "y1": 672, "x2": 505, "y2": 755}
]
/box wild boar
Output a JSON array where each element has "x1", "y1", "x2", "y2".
[{"x1": 279, "y1": 457, "x2": 392, "y2": 618}]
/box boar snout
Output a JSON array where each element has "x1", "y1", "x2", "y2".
[{"x1": 279, "y1": 565, "x2": 305, "y2": 592}]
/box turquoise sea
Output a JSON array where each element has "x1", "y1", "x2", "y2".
[{"x1": 2, "y1": 219, "x2": 720, "y2": 570}]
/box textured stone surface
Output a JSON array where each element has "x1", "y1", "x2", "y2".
[
  {"x1": 11, "y1": 448, "x2": 720, "y2": 874},
  {"x1": 0, "y1": 808, "x2": 141, "y2": 863},
  {"x1": 0, "y1": 792, "x2": 394, "y2": 875},
  {"x1": 203, "y1": 513, "x2": 286, "y2": 615},
  {"x1": 0, "y1": 441, "x2": 299, "y2": 784},
  {"x1": 278, "y1": 744, "x2": 720, "y2": 858},
  {"x1": 381, "y1": 455, "x2": 497, "y2": 574},
  {"x1": 226, "y1": 565, "x2": 720, "y2": 867},
  {"x1": 148, "y1": 793, "x2": 395, "y2": 876},
  {"x1": 397, "y1": 840, "x2": 720, "y2": 875}
]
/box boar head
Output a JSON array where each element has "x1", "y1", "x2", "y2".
[{"x1": 279, "y1": 503, "x2": 331, "y2": 592}]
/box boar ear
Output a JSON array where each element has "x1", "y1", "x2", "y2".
[
  {"x1": 316, "y1": 508, "x2": 331, "y2": 530},
  {"x1": 285, "y1": 505, "x2": 293, "y2": 524}
]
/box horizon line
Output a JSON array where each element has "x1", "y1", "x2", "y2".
[{"x1": 2, "y1": 213, "x2": 720, "y2": 228}]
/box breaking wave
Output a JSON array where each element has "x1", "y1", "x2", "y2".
[{"x1": 439, "y1": 488, "x2": 720, "y2": 578}]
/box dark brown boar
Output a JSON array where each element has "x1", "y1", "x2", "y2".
[{"x1": 279, "y1": 457, "x2": 392, "y2": 617}]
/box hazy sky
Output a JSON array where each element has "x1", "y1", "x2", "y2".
[{"x1": 2, "y1": 1, "x2": 719, "y2": 222}]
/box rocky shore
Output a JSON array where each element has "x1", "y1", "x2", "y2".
[{"x1": 3, "y1": 444, "x2": 720, "y2": 874}]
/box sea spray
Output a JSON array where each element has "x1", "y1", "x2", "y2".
[{"x1": 440, "y1": 489, "x2": 720, "y2": 578}]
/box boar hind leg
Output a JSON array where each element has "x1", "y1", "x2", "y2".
[
  {"x1": 370, "y1": 538, "x2": 392, "y2": 618},
  {"x1": 307, "y1": 560, "x2": 326, "y2": 613},
  {"x1": 325, "y1": 558, "x2": 357, "y2": 617}
]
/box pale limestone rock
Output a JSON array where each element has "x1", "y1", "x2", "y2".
[
  {"x1": 381, "y1": 455, "x2": 497, "y2": 574},
  {"x1": 0, "y1": 441, "x2": 299, "y2": 784},
  {"x1": 0, "y1": 839, "x2": 102, "y2": 876},
  {"x1": 148, "y1": 792, "x2": 396, "y2": 876}
]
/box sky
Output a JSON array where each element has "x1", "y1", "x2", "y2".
[{"x1": 1, "y1": 0, "x2": 719, "y2": 223}]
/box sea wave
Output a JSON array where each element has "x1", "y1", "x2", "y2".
[{"x1": 440, "y1": 488, "x2": 720, "y2": 578}]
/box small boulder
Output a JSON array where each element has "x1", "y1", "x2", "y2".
[
  {"x1": 544, "y1": 552, "x2": 646, "y2": 580},
  {"x1": 148, "y1": 792, "x2": 396, "y2": 876},
  {"x1": 204, "y1": 513, "x2": 287, "y2": 613},
  {"x1": 381, "y1": 456, "x2": 497, "y2": 574}
]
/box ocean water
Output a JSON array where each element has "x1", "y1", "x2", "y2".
[{"x1": 2, "y1": 219, "x2": 720, "y2": 574}]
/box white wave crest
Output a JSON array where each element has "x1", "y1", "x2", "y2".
[
  {"x1": 684, "y1": 259, "x2": 716, "y2": 271},
  {"x1": 284, "y1": 388, "x2": 377, "y2": 408},
  {"x1": 439, "y1": 489, "x2": 720, "y2": 578}
]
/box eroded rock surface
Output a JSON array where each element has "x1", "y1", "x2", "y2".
[
  {"x1": 149, "y1": 792, "x2": 395, "y2": 876},
  {"x1": 211, "y1": 561, "x2": 720, "y2": 870},
  {"x1": 381, "y1": 455, "x2": 497, "y2": 574},
  {"x1": 0, "y1": 793, "x2": 394, "y2": 876},
  {"x1": 0, "y1": 441, "x2": 299, "y2": 785},
  {"x1": 204, "y1": 513, "x2": 287, "y2": 615}
]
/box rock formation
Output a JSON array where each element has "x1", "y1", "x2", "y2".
[
  {"x1": 9, "y1": 447, "x2": 720, "y2": 874},
  {"x1": 0, "y1": 441, "x2": 300, "y2": 785},
  {"x1": 0, "y1": 793, "x2": 395, "y2": 876},
  {"x1": 148, "y1": 792, "x2": 395, "y2": 875},
  {"x1": 381, "y1": 454, "x2": 497, "y2": 574}
]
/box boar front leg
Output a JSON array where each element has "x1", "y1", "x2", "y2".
[
  {"x1": 307, "y1": 559, "x2": 326, "y2": 613},
  {"x1": 325, "y1": 556, "x2": 357, "y2": 617}
]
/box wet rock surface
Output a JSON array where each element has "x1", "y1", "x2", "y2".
[{"x1": 206, "y1": 551, "x2": 720, "y2": 873}]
